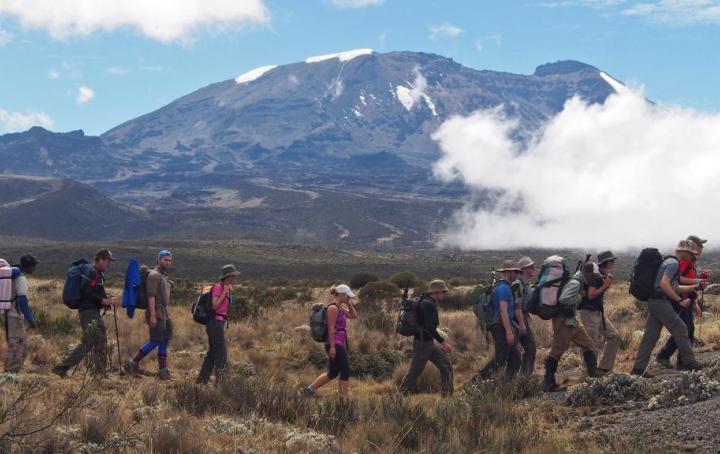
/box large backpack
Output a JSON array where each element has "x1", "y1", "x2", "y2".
[
  {"x1": 396, "y1": 296, "x2": 422, "y2": 337},
  {"x1": 135, "y1": 266, "x2": 151, "y2": 311},
  {"x1": 0, "y1": 259, "x2": 14, "y2": 311},
  {"x1": 527, "y1": 256, "x2": 571, "y2": 320},
  {"x1": 192, "y1": 284, "x2": 217, "y2": 325},
  {"x1": 470, "y1": 280, "x2": 511, "y2": 331},
  {"x1": 62, "y1": 259, "x2": 93, "y2": 309},
  {"x1": 310, "y1": 303, "x2": 344, "y2": 342},
  {"x1": 629, "y1": 248, "x2": 670, "y2": 301}
]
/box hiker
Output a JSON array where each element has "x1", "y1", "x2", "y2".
[
  {"x1": 399, "y1": 279, "x2": 454, "y2": 397},
  {"x1": 4, "y1": 255, "x2": 39, "y2": 373},
  {"x1": 472, "y1": 261, "x2": 524, "y2": 382},
  {"x1": 514, "y1": 257, "x2": 537, "y2": 375},
  {"x1": 632, "y1": 241, "x2": 703, "y2": 376},
  {"x1": 578, "y1": 251, "x2": 621, "y2": 374},
  {"x1": 304, "y1": 284, "x2": 358, "y2": 396},
  {"x1": 544, "y1": 262, "x2": 600, "y2": 392},
  {"x1": 53, "y1": 249, "x2": 118, "y2": 378},
  {"x1": 655, "y1": 236, "x2": 708, "y2": 369},
  {"x1": 127, "y1": 250, "x2": 174, "y2": 380},
  {"x1": 197, "y1": 264, "x2": 240, "y2": 385}
]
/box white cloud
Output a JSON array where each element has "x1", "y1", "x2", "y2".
[
  {"x1": 475, "y1": 34, "x2": 502, "y2": 52},
  {"x1": 0, "y1": 108, "x2": 53, "y2": 132},
  {"x1": 48, "y1": 69, "x2": 60, "y2": 79},
  {"x1": 622, "y1": 0, "x2": 720, "y2": 24},
  {"x1": 433, "y1": 84, "x2": 720, "y2": 250},
  {"x1": 429, "y1": 23, "x2": 463, "y2": 41},
  {"x1": 108, "y1": 66, "x2": 129, "y2": 76},
  {"x1": 0, "y1": 25, "x2": 11, "y2": 46},
  {"x1": 76, "y1": 86, "x2": 95, "y2": 104},
  {"x1": 0, "y1": 0, "x2": 269, "y2": 44},
  {"x1": 331, "y1": 0, "x2": 384, "y2": 7}
]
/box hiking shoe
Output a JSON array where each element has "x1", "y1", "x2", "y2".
[
  {"x1": 597, "y1": 368, "x2": 612, "y2": 377},
  {"x1": 677, "y1": 361, "x2": 703, "y2": 371},
  {"x1": 126, "y1": 360, "x2": 140, "y2": 376},
  {"x1": 655, "y1": 357, "x2": 673, "y2": 370},
  {"x1": 631, "y1": 368, "x2": 655, "y2": 378},
  {"x1": 303, "y1": 386, "x2": 315, "y2": 397},
  {"x1": 157, "y1": 369, "x2": 171, "y2": 381},
  {"x1": 51, "y1": 365, "x2": 68, "y2": 379}
]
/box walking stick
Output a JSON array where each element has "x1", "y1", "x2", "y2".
[{"x1": 112, "y1": 304, "x2": 123, "y2": 374}]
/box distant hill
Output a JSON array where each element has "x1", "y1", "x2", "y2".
[{"x1": 0, "y1": 51, "x2": 623, "y2": 246}]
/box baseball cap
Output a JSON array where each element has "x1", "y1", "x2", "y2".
[
  {"x1": 334, "y1": 284, "x2": 356, "y2": 298},
  {"x1": 95, "y1": 249, "x2": 117, "y2": 262}
]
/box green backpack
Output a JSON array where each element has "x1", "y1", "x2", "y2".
[{"x1": 470, "y1": 281, "x2": 509, "y2": 331}]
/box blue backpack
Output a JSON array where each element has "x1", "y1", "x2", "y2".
[{"x1": 62, "y1": 259, "x2": 92, "y2": 309}]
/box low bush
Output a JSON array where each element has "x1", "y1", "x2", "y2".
[
  {"x1": 647, "y1": 371, "x2": 720, "y2": 410},
  {"x1": 389, "y1": 271, "x2": 418, "y2": 289},
  {"x1": 358, "y1": 281, "x2": 401, "y2": 310},
  {"x1": 34, "y1": 309, "x2": 76, "y2": 336},
  {"x1": 349, "y1": 272, "x2": 379, "y2": 290},
  {"x1": 360, "y1": 310, "x2": 395, "y2": 334},
  {"x1": 566, "y1": 373, "x2": 649, "y2": 407},
  {"x1": 443, "y1": 290, "x2": 470, "y2": 311}
]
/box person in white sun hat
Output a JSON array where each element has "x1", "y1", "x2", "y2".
[{"x1": 304, "y1": 284, "x2": 357, "y2": 397}]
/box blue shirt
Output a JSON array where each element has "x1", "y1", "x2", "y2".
[
  {"x1": 122, "y1": 258, "x2": 141, "y2": 318},
  {"x1": 492, "y1": 281, "x2": 515, "y2": 321}
]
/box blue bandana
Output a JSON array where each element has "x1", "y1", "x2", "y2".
[{"x1": 158, "y1": 249, "x2": 172, "y2": 259}]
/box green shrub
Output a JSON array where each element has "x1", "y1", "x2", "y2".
[
  {"x1": 566, "y1": 373, "x2": 649, "y2": 407},
  {"x1": 350, "y1": 348, "x2": 404, "y2": 381},
  {"x1": 358, "y1": 281, "x2": 401, "y2": 310},
  {"x1": 442, "y1": 290, "x2": 470, "y2": 311},
  {"x1": 349, "y1": 272, "x2": 379, "y2": 289},
  {"x1": 34, "y1": 309, "x2": 76, "y2": 336},
  {"x1": 389, "y1": 271, "x2": 418, "y2": 289},
  {"x1": 361, "y1": 310, "x2": 395, "y2": 334},
  {"x1": 448, "y1": 277, "x2": 471, "y2": 287}
]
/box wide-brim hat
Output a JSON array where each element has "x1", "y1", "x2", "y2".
[
  {"x1": 497, "y1": 260, "x2": 521, "y2": 272},
  {"x1": 676, "y1": 240, "x2": 699, "y2": 255},
  {"x1": 687, "y1": 235, "x2": 707, "y2": 246},
  {"x1": 516, "y1": 256, "x2": 535, "y2": 269},
  {"x1": 597, "y1": 251, "x2": 617, "y2": 266},
  {"x1": 219, "y1": 264, "x2": 240, "y2": 280},
  {"x1": 428, "y1": 279, "x2": 449, "y2": 293}
]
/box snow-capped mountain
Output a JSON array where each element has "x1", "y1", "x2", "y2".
[{"x1": 0, "y1": 51, "x2": 622, "y2": 245}]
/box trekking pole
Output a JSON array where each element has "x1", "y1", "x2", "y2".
[
  {"x1": 112, "y1": 304, "x2": 123, "y2": 374},
  {"x1": 485, "y1": 269, "x2": 496, "y2": 350}
]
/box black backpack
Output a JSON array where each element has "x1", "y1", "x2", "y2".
[
  {"x1": 135, "y1": 266, "x2": 151, "y2": 310},
  {"x1": 629, "y1": 249, "x2": 673, "y2": 301},
  {"x1": 192, "y1": 284, "x2": 217, "y2": 325},
  {"x1": 396, "y1": 296, "x2": 422, "y2": 337}
]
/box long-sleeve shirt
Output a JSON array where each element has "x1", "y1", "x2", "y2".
[
  {"x1": 78, "y1": 267, "x2": 108, "y2": 311},
  {"x1": 414, "y1": 294, "x2": 444, "y2": 343},
  {"x1": 9, "y1": 273, "x2": 34, "y2": 324}
]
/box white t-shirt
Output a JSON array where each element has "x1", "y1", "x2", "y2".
[{"x1": 8, "y1": 274, "x2": 28, "y2": 319}]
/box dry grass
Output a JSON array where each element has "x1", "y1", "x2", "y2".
[{"x1": 0, "y1": 277, "x2": 717, "y2": 452}]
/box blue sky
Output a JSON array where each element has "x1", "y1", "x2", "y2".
[{"x1": 0, "y1": 0, "x2": 719, "y2": 135}]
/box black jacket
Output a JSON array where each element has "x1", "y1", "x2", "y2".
[
  {"x1": 78, "y1": 267, "x2": 108, "y2": 311},
  {"x1": 414, "y1": 294, "x2": 444, "y2": 343}
]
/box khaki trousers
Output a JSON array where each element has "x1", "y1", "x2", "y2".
[{"x1": 579, "y1": 309, "x2": 621, "y2": 371}]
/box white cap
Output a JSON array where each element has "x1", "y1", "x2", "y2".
[{"x1": 334, "y1": 284, "x2": 356, "y2": 298}]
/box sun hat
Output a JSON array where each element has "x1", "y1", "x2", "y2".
[
  {"x1": 516, "y1": 257, "x2": 535, "y2": 269},
  {"x1": 428, "y1": 279, "x2": 449, "y2": 293},
  {"x1": 497, "y1": 260, "x2": 521, "y2": 272},
  {"x1": 219, "y1": 264, "x2": 240, "y2": 280},
  {"x1": 597, "y1": 251, "x2": 617, "y2": 266}
]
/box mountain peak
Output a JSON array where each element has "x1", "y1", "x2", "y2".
[{"x1": 534, "y1": 60, "x2": 598, "y2": 77}]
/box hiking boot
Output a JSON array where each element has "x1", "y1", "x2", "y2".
[
  {"x1": 583, "y1": 351, "x2": 600, "y2": 378},
  {"x1": 677, "y1": 360, "x2": 703, "y2": 371},
  {"x1": 303, "y1": 386, "x2": 316, "y2": 397},
  {"x1": 544, "y1": 357, "x2": 565, "y2": 392},
  {"x1": 631, "y1": 368, "x2": 655, "y2": 378},
  {"x1": 51, "y1": 365, "x2": 68, "y2": 379},
  {"x1": 126, "y1": 360, "x2": 140, "y2": 376},
  {"x1": 655, "y1": 356, "x2": 673, "y2": 370},
  {"x1": 157, "y1": 369, "x2": 171, "y2": 381},
  {"x1": 597, "y1": 368, "x2": 612, "y2": 376}
]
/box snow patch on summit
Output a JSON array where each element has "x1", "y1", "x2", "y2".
[
  {"x1": 395, "y1": 68, "x2": 438, "y2": 116},
  {"x1": 306, "y1": 49, "x2": 373, "y2": 64},
  {"x1": 235, "y1": 65, "x2": 277, "y2": 84},
  {"x1": 599, "y1": 71, "x2": 627, "y2": 94}
]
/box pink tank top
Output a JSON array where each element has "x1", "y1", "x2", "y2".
[{"x1": 331, "y1": 305, "x2": 347, "y2": 346}]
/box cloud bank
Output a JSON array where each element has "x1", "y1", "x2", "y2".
[
  {"x1": 433, "y1": 85, "x2": 720, "y2": 250},
  {"x1": 0, "y1": 0, "x2": 269, "y2": 44},
  {"x1": 0, "y1": 108, "x2": 53, "y2": 132}
]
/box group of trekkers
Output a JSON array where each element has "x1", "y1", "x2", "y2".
[
  {"x1": 303, "y1": 234, "x2": 710, "y2": 397},
  {"x1": 0, "y1": 248, "x2": 240, "y2": 385},
  {"x1": 0, "y1": 234, "x2": 711, "y2": 397}
]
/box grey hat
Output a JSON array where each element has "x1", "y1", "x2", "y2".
[
  {"x1": 219, "y1": 264, "x2": 240, "y2": 280},
  {"x1": 516, "y1": 257, "x2": 535, "y2": 269},
  {"x1": 497, "y1": 260, "x2": 521, "y2": 272},
  {"x1": 687, "y1": 235, "x2": 707, "y2": 246},
  {"x1": 428, "y1": 279, "x2": 449, "y2": 293},
  {"x1": 597, "y1": 251, "x2": 617, "y2": 266}
]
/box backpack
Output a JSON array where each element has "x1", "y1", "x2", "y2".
[
  {"x1": 0, "y1": 259, "x2": 14, "y2": 311},
  {"x1": 470, "y1": 280, "x2": 511, "y2": 331},
  {"x1": 527, "y1": 256, "x2": 571, "y2": 320},
  {"x1": 310, "y1": 303, "x2": 344, "y2": 342},
  {"x1": 629, "y1": 249, "x2": 672, "y2": 302},
  {"x1": 62, "y1": 259, "x2": 93, "y2": 309},
  {"x1": 135, "y1": 266, "x2": 151, "y2": 310},
  {"x1": 396, "y1": 296, "x2": 422, "y2": 337},
  {"x1": 192, "y1": 284, "x2": 217, "y2": 325}
]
